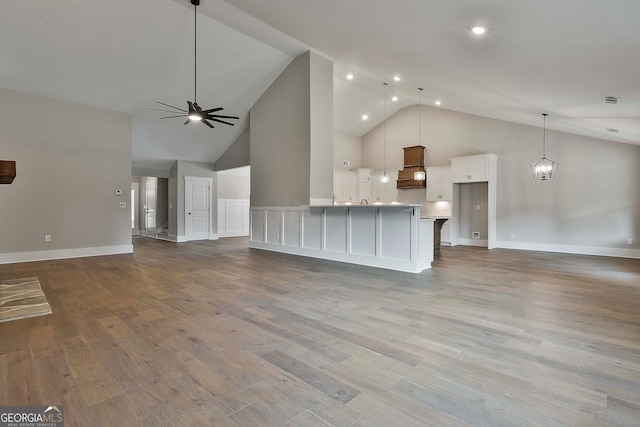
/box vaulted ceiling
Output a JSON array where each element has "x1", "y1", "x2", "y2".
[{"x1": 2, "y1": 0, "x2": 638, "y2": 170}]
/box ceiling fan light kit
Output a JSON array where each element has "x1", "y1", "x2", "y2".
[{"x1": 152, "y1": 0, "x2": 238, "y2": 129}]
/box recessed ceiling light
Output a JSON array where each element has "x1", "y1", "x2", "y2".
[
  {"x1": 393, "y1": 76, "x2": 400, "y2": 82},
  {"x1": 435, "y1": 100, "x2": 442, "y2": 106},
  {"x1": 346, "y1": 73, "x2": 354, "y2": 80},
  {"x1": 362, "y1": 114, "x2": 368, "y2": 121},
  {"x1": 471, "y1": 26, "x2": 487, "y2": 35},
  {"x1": 391, "y1": 96, "x2": 398, "y2": 102}
]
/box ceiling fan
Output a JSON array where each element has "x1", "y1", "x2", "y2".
[{"x1": 150, "y1": 0, "x2": 239, "y2": 128}]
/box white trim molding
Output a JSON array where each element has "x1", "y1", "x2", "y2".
[
  {"x1": 495, "y1": 240, "x2": 640, "y2": 259},
  {"x1": 250, "y1": 205, "x2": 433, "y2": 273},
  {"x1": 0, "y1": 244, "x2": 134, "y2": 265}
]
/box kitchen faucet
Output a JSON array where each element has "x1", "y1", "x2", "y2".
[{"x1": 361, "y1": 199, "x2": 368, "y2": 205}]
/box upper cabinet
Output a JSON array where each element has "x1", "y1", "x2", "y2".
[
  {"x1": 426, "y1": 166, "x2": 452, "y2": 201},
  {"x1": 333, "y1": 170, "x2": 358, "y2": 202},
  {"x1": 371, "y1": 171, "x2": 398, "y2": 203},
  {"x1": 357, "y1": 168, "x2": 371, "y2": 202},
  {"x1": 451, "y1": 154, "x2": 491, "y2": 183}
]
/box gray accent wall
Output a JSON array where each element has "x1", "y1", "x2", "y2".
[
  {"x1": 0, "y1": 87, "x2": 132, "y2": 256},
  {"x1": 214, "y1": 127, "x2": 250, "y2": 172},
  {"x1": 334, "y1": 131, "x2": 362, "y2": 170},
  {"x1": 362, "y1": 105, "x2": 640, "y2": 254},
  {"x1": 250, "y1": 51, "x2": 333, "y2": 207}
]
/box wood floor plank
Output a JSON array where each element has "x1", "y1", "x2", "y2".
[{"x1": 1, "y1": 237, "x2": 639, "y2": 425}]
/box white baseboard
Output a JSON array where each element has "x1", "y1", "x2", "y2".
[
  {"x1": 495, "y1": 240, "x2": 640, "y2": 259},
  {"x1": 0, "y1": 244, "x2": 134, "y2": 265},
  {"x1": 219, "y1": 232, "x2": 249, "y2": 238},
  {"x1": 458, "y1": 238, "x2": 488, "y2": 247},
  {"x1": 167, "y1": 234, "x2": 189, "y2": 242},
  {"x1": 162, "y1": 234, "x2": 218, "y2": 242}
]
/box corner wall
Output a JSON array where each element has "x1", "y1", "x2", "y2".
[
  {"x1": 250, "y1": 51, "x2": 333, "y2": 207},
  {"x1": 0, "y1": 87, "x2": 133, "y2": 263}
]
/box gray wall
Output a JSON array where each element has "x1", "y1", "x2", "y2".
[
  {"x1": 218, "y1": 173, "x2": 250, "y2": 200},
  {"x1": 458, "y1": 182, "x2": 489, "y2": 241},
  {"x1": 250, "y1": 51, "x2": 333, "y2": 207},
  {"x1": 362, "y1": 104, "x2": 640, "y2": 252},
  {"x1": 334, "y1": 131, "x2": 362, "y2": 170},
  {"x1": 308, "y1": 52, "x2": 334, "y2": 204},
  {"x1": 0, "y1": 87, "x2": 132, "y2": 256},
  {"x1": 214, "y1": 127, "x2": 250, "y2": 172}
]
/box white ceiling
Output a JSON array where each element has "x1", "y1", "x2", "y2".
[{"x1": 2, "y1": 0, "x2": 639, "y2": 170}]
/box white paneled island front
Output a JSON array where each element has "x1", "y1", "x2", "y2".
[{"x1": 250, "y1": 205, "x2": 434, "y2": 273}]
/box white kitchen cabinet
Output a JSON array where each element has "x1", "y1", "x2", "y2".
[
  {"x1": 333, "y1": 170, "x2": 358, "y2": 202},
  {"x1": 370, "y1": 171, "x2": 398, "y2": 203},
  {"x1": 357, "y1": 168, "x2": 371, "y2": 202},
  {"x1": 451, "y1": 155, "x2": 490, "y2": 183},
  {"x1": 426, "y1": 166, "x2": 452, "y2": 201}
]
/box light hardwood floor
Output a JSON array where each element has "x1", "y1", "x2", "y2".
[{"x1": 1, "y1": 237, "x2": 639, "y2": 426}]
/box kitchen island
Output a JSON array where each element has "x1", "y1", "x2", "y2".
[{"x1": 249, "y1": 204, "x2": 434, "y2": 273}]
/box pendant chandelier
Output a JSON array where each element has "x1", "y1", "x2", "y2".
[
  {"x1": 380, "y1": 83, "x2": 390, "y2": 183},
  {"x1": 531, "y1": 113, "x2": 559, "y2": 181},
  {"x1": 413, "y1": 88, "x2": 426, "y2": 181}
]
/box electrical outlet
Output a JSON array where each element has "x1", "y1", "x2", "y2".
[
  {"x1": 628, "y1": 238, "x2": 634, "y2": 245},
  {"x1": 472, "y1": 231, "x2": 480, "y2": 239},
  {"x1": 115, "y1": 189, "x2": 122, "y2": 195},
  {"x1": 510, "y1": 233, "x2": 516, "y2": 239},
  {"x1": 342, "y1": 160, "x2": 350, "y2": 167},
  {"x1": 45, "y1": 235, "x2": 51, "y2": 242},
  {"x1": 275, "y1": 233, "x2": 279, "y2": 241},
  {"x1": 119, "y1": 202, "x2": 126, "y2": 208}
]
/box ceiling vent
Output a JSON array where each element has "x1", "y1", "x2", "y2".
[
  {"x1": 603, "y1": 96, "x2": 619, "y2": 105},
  {"x1": 607, "y1": 128, "x2": 619, "y2": 133}
]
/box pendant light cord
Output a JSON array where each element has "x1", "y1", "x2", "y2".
[
  {"x1": 542, "y1": 113, "x2": 548, "y2": 158},
  {"x1": 383, "y1": 83, "x2": 388, "y2": 177},
  {"x1": 418, "y1": 88, "x2": 423, "y2": 146},
  {"x1": 194, "y1": 3, "x2": 198, "y2": 103}
]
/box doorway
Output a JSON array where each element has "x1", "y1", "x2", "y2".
[{"x1": 185, "y1": 176, "x2": 212, "y2": 241}]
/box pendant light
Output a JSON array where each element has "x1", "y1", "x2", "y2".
[
  {"x1": 413, "y1": 88, "x2": 426, "y2": 181},
  {"x1": 380, "y1": 83, "x2": 390, "y2": 183},
  {"x1": 531, "y1": 113, "x2": 559, "y2": 181}
]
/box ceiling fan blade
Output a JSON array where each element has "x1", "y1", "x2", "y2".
[
  {"x1": 201, "y1": 119, "x2": 214, "y2": 128},
  {"x1": 156, "y1": 101, "x2": 187, "y2": 112},
  {"x1": 159, "y1": 114, "x2": 188, "y2": 119},
  {"x1": 210, "y1": 118, "x2": 235, "y2": 126},
  {"x1": 201, "y1": 107, "x2": 223, "y2": 114},
  {"x1": 148, "y1": 107, "x2": 187, "y2": 113},
  {"x1": 207, "y1": 114, "x2": 239, "y2": 120},
  {"x1": 184, "y1": 118, "x2": 191, "y2": 125}
]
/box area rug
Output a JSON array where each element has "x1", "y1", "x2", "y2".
[{"x1": 0, "y1": 277, "x2": 52, "y2": 323}]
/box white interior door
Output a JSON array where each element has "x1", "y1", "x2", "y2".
[
  {"x1": 144, "y1": 177, "x2": 157, "y2": 236},
  {"x1": 131, "y1": 182, "x2": 140, "y2": 235},
  {"x1": 185, "y1": 176, "x2": 212, "y2": 241}
]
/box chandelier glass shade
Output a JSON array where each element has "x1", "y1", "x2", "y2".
[{"x1": 531, "y1": 113, "x2": 559, "y2": 181}]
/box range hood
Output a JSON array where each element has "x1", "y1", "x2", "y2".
[
  {"x1": 396, "y1": 146, "x2": 426, "y2": 189},
  {"x1": 0, "y1": 160, "x2": 16, "y2": 184}
]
